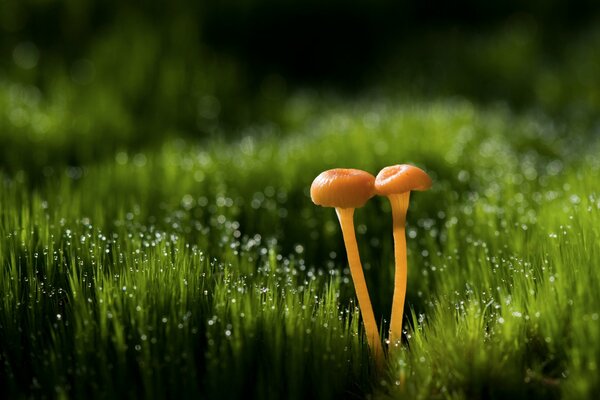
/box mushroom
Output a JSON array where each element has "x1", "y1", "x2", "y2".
[
  {"x1": 375, "y1": 164, "x2": 432, "y2": 349},
  {"x1": 311, "y1": 168, "x2": 384, "y2": 366}
]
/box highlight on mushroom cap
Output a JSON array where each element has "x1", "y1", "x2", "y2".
[
  {"x1": 310, "y1": 168, "x2": 376, "y2": 209},
  {"x1": 374, "y1": 164, "x2": 432, "y2": 195}
]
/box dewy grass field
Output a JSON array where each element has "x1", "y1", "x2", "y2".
[
  {"x1": 2, "y1": 2, "x2": 600, "y2": 399},
  {"x1": 1, "y1": 96, "x2": 599, "y2": 399}
]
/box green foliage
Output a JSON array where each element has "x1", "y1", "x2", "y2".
[
  {"x1": 2, "y1": 3, "x2": 600, "y2": 398},
  {"x1": 1, "y1": 95, "x2": 599, "y2": 398}
]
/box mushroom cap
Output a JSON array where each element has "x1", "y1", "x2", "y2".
[
  {"x1": 311, "y1": 168, "x2": 375, "y2": 209},
  {"x1": 375, "y1": 164, "x2": 432, "y2": 195}
]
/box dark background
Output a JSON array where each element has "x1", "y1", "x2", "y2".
[{"x1": 1, "y1": 0, "x2": 600, "y2": 173}]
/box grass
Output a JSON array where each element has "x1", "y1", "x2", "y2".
[{"x1": 1, "y1": 94, "x2": 599, "y2": 399}]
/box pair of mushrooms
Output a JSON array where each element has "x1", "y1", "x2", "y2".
[{"x1": 311, "y1": 165, "x2": 431, "y2": 366}]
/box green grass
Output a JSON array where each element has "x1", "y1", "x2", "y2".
[{"x1": 1, "y1": 96, "x2": 599, "y2": 399}]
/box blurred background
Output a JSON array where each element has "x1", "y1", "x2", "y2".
[{"x1": 1, "y1": 0, "x2": 600, "y2": 174}]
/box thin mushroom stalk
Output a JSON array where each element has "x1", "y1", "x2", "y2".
[
  {"x1": 336, "y1": 207, "x2": 384, "y2": 366},
  {"x1": 310, "y1": 168, "x2": 384, "y2": 369},
  {"x1": 375, "y1": 165, "x2": 431, "y2": 351},
  {"x1": 387, "y1": 192, "x2": 410, "y2": 347}
]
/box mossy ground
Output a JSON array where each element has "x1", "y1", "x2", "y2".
[
  {"x1": 2, "y1": 96, "x2": 599, "y2": 399},
  {"x1": 2, "y1": 9, "x2": 600, "y2": 399}
]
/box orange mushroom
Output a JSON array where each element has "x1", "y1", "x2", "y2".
[
  {"x1": 375, "y1": 164, "x2": 432, "y2": 349},
  {"x1": 311, "y1": 168, "x2": 384, "y2": 367}
]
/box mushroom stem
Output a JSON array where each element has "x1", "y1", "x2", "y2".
[
  {"x1": 387, "y1": 191, "x2": 411, "y2": 349},
  {"x1": 335, "y1": 207, "x2": 384, "y2": 368}
]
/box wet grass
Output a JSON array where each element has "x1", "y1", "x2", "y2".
[{"x1": 1, "y1": 98, "x2": 600, "y2": 399}]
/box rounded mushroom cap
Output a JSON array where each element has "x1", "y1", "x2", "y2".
[
  {"x1": 311, "y1": 168, "x2": 375, "y2": 209},
  {"x1": 375, "y1": 164, "x2": 432, "y2": 195}
]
